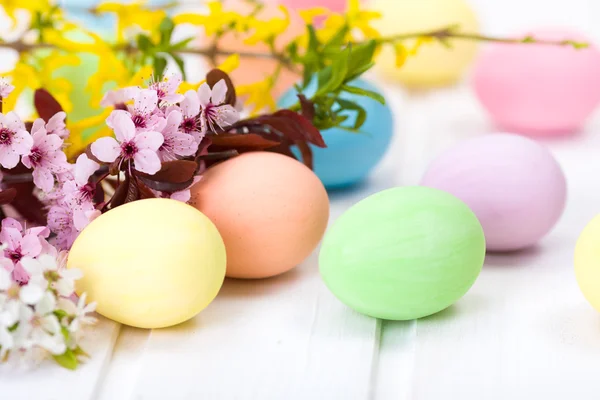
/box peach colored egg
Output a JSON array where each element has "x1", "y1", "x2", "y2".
[
  {"x1": 472, "y1": 29, "x2": 600, "y2": 136},
  {"x1": 210, "y1": 0, "x2": 303, "y2": 98},
  {"x1": 190, "y1": 152, "x2": 330, "y2": 279}
]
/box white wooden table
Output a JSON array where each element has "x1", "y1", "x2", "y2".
[{"x1": 3, "y1": 1, "x2": 600, "y2": 399}]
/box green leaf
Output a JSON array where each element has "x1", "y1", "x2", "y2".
[
  {"x1": 159, "y1": 17, "x2": 175, "y2": 47},
  {"x1": 315, "y1": 51, "x2": 349, "y2": 96},
  {"x1": 170, "y1": 37, "x2": 194, "y2": 51},
  {"x1": 170, "y1": 53, "x2": 187, "y2": 80},
  {"x1": 53, "y1": 349, "x2": 78, "y2": 370},
  {"x1": 137, "y1": 35, "x2": 153, "y2": 53},
  {"x1": 336, "y1": 98, "x2": 367, "y2": 130},
  {"x1": 54, "y1": 309, "x2": 68, "y2": 320},
  {"x1": 153, "y1": 56, "x2": 168, "y2": 77},
  {"x1": 341, "y1": 85, "x2": 386, "y2": 105},
  {"x1": 323, "y1": 25, "x2": 350, "y2": 50},
  {"x1": 346, "y1": 40, "x2": 377, "y2": 79},
  {"x1": 344, "y1": 61, "x2": 375, "y2": 83},
  {"x1": 73, "y1": 346, "x2": 90, "y2": 359}
]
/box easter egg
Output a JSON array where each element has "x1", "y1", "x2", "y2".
[
  {"x1": 278, "y1": 79, "x2": 394, "y2": 189},
  {"x1": 67, "y1": 199, "x2": 226, "y2": 329},
  {"x1": 574, "y1": 215, "x2": 600, "y2": 312},
  {"x1": 370, "y1": 0, "x2": 480, "y2": 88},
  {"x1": 319, "y1": 186, "x2": 485, "y2": 320},
  {"x1": 472, "y1": 29, "x2": 600, "y2": 136},
  {"x1": 280, "y1": 0, "x2": 347, "y2": 13},
  {"x1": 421, "y1": 133, "x2": 566, "y2": 251},
  {"x1": 190, "y1": 152, "x2": 329, "y2": 279}
]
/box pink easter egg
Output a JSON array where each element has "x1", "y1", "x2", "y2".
[
  {"x1": 420, "y1": 133, "x2": 566, "y2": 252},
  {"x1": 472, "y1": 29, "x2": 600, "y2": 136},
  {"x1": 279, "y1": 0, "x2": 347, "y2": 13}
]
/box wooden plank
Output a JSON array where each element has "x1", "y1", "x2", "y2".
[
  {"x1": 372, "y1": 98, "x2": 600, "y2": 399},
  {"x1": 0, "y1": 318, "x2": 120, "y2": 400}
]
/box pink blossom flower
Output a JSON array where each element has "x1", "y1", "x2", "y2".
[
  {"x1": 179, "y1": 90, "x2": 202, "y2": 143},
  {"x1": 47, "y1": 203, "x2": 78, "y2": 250},
  {"x1": 107, "y1": 89, "x2": 162, "y2": 132},
  {"x1": 62, "y1": 153, "x2": 100, "y2": 206},
  {"x1": 0, "y1": 218, "x2": 46, "y2": 284},
  {"x1": 0, "y1": 78, "x2": 14, "y2": 98},
  {"x1": 100, "y1": 86, "x2": 139, "y2": 108},
  {"x1": 150, "y1": 74, "x2": 185, "y2": 104},
  {"x1": 22, "y1": 120, "x2": 69, "y2": 193},
  {"x1": 92, "y1": 111, "x2": 164, "y2": 175},
  {"x1": 198, "y1": 80, "x2": 239, "y2": 134},
  {"x1": 0, "y1": 111, "x2": 33, "y2": 169},
  {"x1": 169, "y1": 176, "x2": 202, "y2": 203},
  {"x1": 157, "y1": 110, "x2": 197, "y2": 161},
  {"x1": 45, "y1": 112, "x2": 69, "y2": 139}
]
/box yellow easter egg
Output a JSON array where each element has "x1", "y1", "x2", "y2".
[
  {"x1": 370, "y1": 0, "x2": 480, "y2": 88},
  {"x1": 575, "y1": 215, "x2": 600, "y2": 312},
  {"x1": 67, "y1": 198, "x2": 226, "y2": 328}
]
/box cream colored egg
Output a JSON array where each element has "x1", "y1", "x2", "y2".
[
  {"x1": 574, "y1": 214, "x2": 600, "y2": 313},
  {"x1": 67, "y1": 198, "x2": 226, "y2": 329},
  {"x1": 370, "y1": 0, "x2": 480, "y2": 88},
  {"x1": 190, "y1": 152, "x2": 330, "y2": 279}
]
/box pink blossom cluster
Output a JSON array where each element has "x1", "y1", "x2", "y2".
[{"x1": 95, "y1": 74, "x2": 239, "y2": 175}]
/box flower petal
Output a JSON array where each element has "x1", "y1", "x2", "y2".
[
  {"x1": 0, "y1": 147, "x2": 19, "y2": 169},
  {"x1": 32, "y1": 167, "x2": 55, "y2": 193},
  {"x1": 181, "y1": 90, "x2": 200, "y2": 117},
  {"x1": 74, "y1": 153, "x2": 100, "y2": 186},
  {"x1": 107, "y1": 110, "x2": 135, "y2": 141},
  {"x1": 210, "y1": 79, "x2": 228, "y2": 105},
  {"x1": 91, "y1": 137, "x2": 121, "y2": 162},
  {"x1": 134, "y1": 131, "x2": 164, "y2": 151},
  {"x1": 134, "y1": 89, "x2": 158, "y2": 115},
  {"x1": 133, "y1": 149, "x2": 162, "y2": 175},
  {"x1": 197, "y1": 83, "x2": 212, "y2": 107},
  {"x1": 19, "y1": 283, "x2": 44, "y2": 305},
  {"x1": 12, "y1": 129, "x2": 34, "y2": 154}
]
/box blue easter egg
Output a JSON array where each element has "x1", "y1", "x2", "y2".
[{"x1": 278, "y1": 79, "x2": 394, "y2": 189}]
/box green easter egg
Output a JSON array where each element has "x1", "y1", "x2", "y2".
[{"x1": 319, "y1": 186, "x2": 485, "y2": 320}]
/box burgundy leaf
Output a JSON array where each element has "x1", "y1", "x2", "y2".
[
  {"x1": 206, "y1": 69, "x2": 236, "y2": 106},
  {"x1": 135, "y1": 160, "x2": 197, "y2": 185},
  {"x1": 0, "y1": 188, "x2": 17, "y2": 205},
  {"x1": 93, "y1": 181, "x2": 105, "y2": 204},
  {"x1": 136, "y1": 177, "x2": 156, "y2": 200},
  {"x1": 137, "y1": 175, "x2": 193, "y2": 193},
  {"x1": 208, "y1": 133, "x2": 281, "y2": 150},
  {"x1": 34, "y1": 89, "x2": 63, "y2": 123},
  {"x1": 9, "y1": 182, "x2": 47, "y2": 225},
  {"x1": 271, "y1": 110, "x2": 326, "y2": 147},
  {"x1": 124, "y1": 176, "x2": 140, "y2": 203},
  {"x1": 294, "y1": 141, "x2": 313, "y2": 170},
  {"x1": 297, "y1": 94, "x2": 315, "y2": 121},
  {"x1": 110, "y1": 175, "x2": 129, "y2": 208}
]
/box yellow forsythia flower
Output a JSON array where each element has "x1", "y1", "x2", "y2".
[
  {"x1": 7, "y1": 52, "x2": 79, "y2": 114},
  {"x1": 298, "y1": 7, "x2": 330, "y2": 25},
  {"x1": 65, "y1": 108, "x2": 114, "y2": 160},
  {"x1": 237, "y1": 76, "x2": 276, "y2": 115},
  {"x1": 244, "y1": 6, "x2": 291, "y2": 45},
  {"x1": 394, "y1": 42, "x2": 408, "y2": 68},
  {"x1": 174, "y1": 1, "x2": 246, "y2": 36},
  {"x1": 97, "y1": 1, "x2": 166, "y2": 42},
  {"x1": 178, "y1": 54, "x2": 240, "y2": 94},
  {"x1": 1, "y1": 0, "x2": 51, "y2": 27}
]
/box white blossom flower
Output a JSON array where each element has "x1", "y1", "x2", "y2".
[
  {"x1": 58, "y1": 293, "x2": 96, "y2": 333},
  {"x1": 15, "y1": 292, "x2": 66, "y2": 355}
]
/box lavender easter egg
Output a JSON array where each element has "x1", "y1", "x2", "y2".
[
  {"x1": 421, "y1": 133, "x2": 566, "y2": 251},
  {"x1": 473, "y1": 29, "x2": 600, "y2": 136}
]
